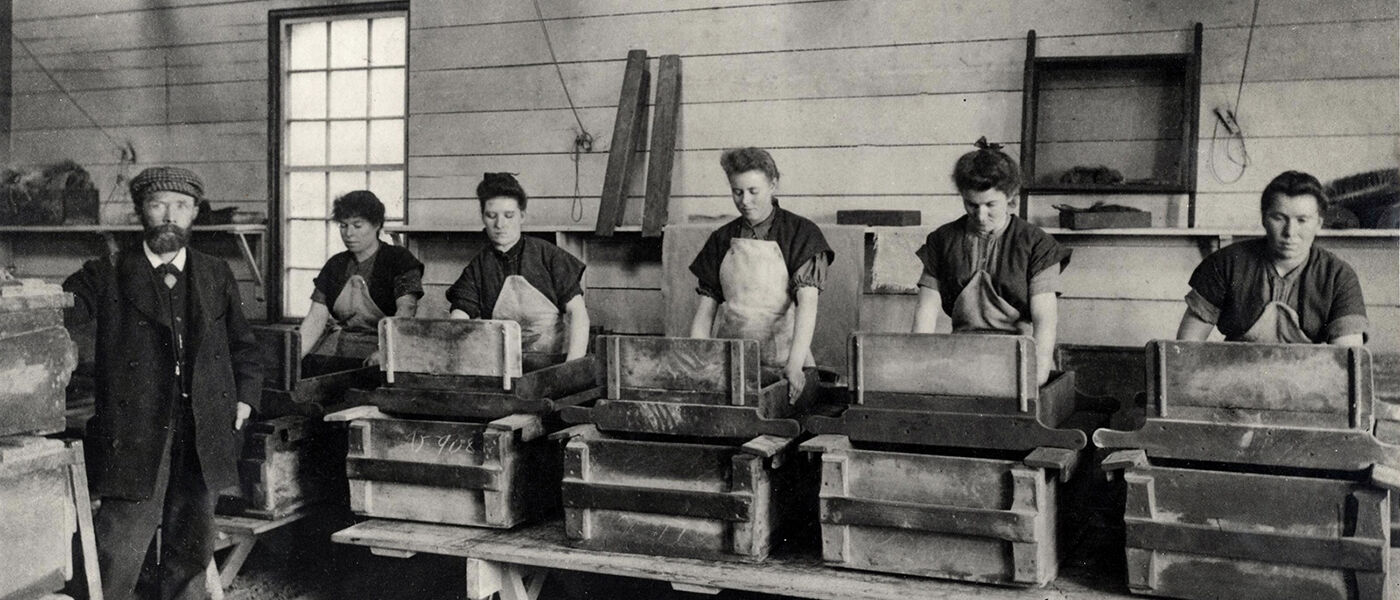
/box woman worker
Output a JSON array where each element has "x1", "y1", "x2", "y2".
[
  {"x1": 688, "y1": 147, "x2": 834, "y2": 402},
  {"x1": 446, "y1": 173, "x2": 591, "y2": 361},
  {"x1": 1176, "y1": 170, "x2": 1367, "y2": 345},
  {"x1": 300, "y1": 190, "x2": 424, "y2": 366},
  {"x1": 910, "y1": 138, "x2": 1071, "y2": 385}
]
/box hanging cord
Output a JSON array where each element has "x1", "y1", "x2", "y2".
[
  {"x1": 14, "y1": 36, "x2": 138, "y2": 205},
  {"x1": 530, "y1": 0, "x2": 594, "y2": 222},
  {"x1": 1209, "y1": 0, "x2": 1260, "y2": 184}
]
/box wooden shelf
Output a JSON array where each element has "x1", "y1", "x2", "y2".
[
  {"x1": 1024, "y1": 183, "x2": 1192, "y2": 195},
  {"x1": 0, "y1": 223, "x2": 266, "y2": 234},
  {"x1": 1041, "y1": 227, "x2": 1400, "y2": 239}
]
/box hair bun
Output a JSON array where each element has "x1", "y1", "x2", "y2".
[
  {"x1": 477, "y1": 172, "x2": 528, "y2": 203},
  {"x1": 974, "y1": 136, "x2": 1005, "y2": 151}
]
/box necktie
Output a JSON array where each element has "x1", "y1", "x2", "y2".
[{"x1": 157, "y1": 263, "x2": 179, "y2": 289}]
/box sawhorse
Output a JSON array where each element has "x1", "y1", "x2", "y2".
[{"x1": 212, "y1": 506, "x2": 315, "y2": 589}]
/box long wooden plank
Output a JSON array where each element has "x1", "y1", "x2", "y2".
[
  {"x1": 346, "y1": 458, "x2": 501, "y2": 490},
  {"x1": 333, "y1": 518, "x2": 1154, "y2": 600},
  {"x1": 563, "y1": 400, "x2": 803, "y2": 439},
  {"x1": 1093, "y1": 421, "x2": 1398, "y2": 471},
  {"x1": 595, "y1": 50, "x2": 649, "y2": 237},
  {"x1": 642, "y1": 55, "x2": 681, "y2": 237},
  {"x1": 809, "y1": 408, "x2": 1086, "y2": 452}
]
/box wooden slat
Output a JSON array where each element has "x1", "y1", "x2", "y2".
[
  {"x1": 379, "y1": 318, "x2": 523, "y2": 379},
  {"x1": 1148, "y1": 341, "x2": 1365, "y2": 416},
  {"x1": 565, "y1": 399, "x2": 803, "y2": 439},
  {"x1": 1126, "y1": 519, "x2": 1386, "y2": 571},
  {"x1": 604, "y1": 336, "x2": 759, "y2": 397},
  {"x1": 596, "y1": 50, "x2": 649, "y2": 236},
  {"x1": 642, "y1": 54, "x2": 681, "y2": 237},
  {"x1": 346, "y1": 458, "x2": 500, "y2": 490},
  {"x1": 561, "y1": 481, "x2": 751, "y2": 521},
  {"x1": 851, "y1": 333, "x2": 1034, "y2": 400},
  {"x1": 811, "y1": 407, "x2": 1086, "y2": 452},
  {"x1": 822, "y1": 497, "x2": 1039, "y2": 542}
]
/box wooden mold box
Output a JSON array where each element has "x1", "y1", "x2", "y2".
[
  {"x1": 807, "y1": 333, "x2": 1086, "y2": 452},
  {"x1": 1093, "y1": 341, "x2": 1398, "y2": 472},
  {"x1": 561, "y1": 336, "x2": 810, "y2": 439},
  {"x1": 326, "y1": 406, "x2": 559, "y2": 529},
  {"x1": 1371, "y1": 352, "x2": 1400, "y2": 546},
  {"x1": 558, "y1": 425, "x2": 809, "y2": 562},
  {"x1": 1103, "y1": 452, "x2": 1389, "y2": 600},
  {"x1": 0, "y1": 437, "x2": 78, "y2": 599},
  {"x1": 366, "y1": 317, "x2": 601, "y2": 421},
  {"x1": 252, "y1": 323, "x2": 382, "y2": 418},
  {"x1": 232, "y1": 415, "x2": 345, "y2": 519},
  {"x1": 0, "y1": 284, "x2": 77, "y2": 437},
  {"x1": 801, "y1": 435, "x2": 1064, "y2": 587}
]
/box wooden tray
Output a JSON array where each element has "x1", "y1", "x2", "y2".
[{"x1": 0, "y1": 288, "x2": 76, "y2": 437}]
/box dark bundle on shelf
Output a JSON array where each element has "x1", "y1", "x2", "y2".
[
  {"x1": 0, "y1": 160, "x2": 99, "y2": 225},
  {"x1": 1326, "y1": 168, "x2": 1400, "y2": 229}
]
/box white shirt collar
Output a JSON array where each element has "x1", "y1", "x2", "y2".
[{"x1": 143, "y1": 242, "x2": 188, "y2": 271}]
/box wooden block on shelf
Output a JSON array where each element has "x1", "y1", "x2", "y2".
[{"x1": 836, "y1": 210, "x2": 921, "y2": 226}]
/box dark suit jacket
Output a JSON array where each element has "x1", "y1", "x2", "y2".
[{"x1": 64, "y1": 246, "x2": 262, "y2": 500}]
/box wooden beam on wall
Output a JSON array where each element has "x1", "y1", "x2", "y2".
[
  {"x1": 0, "y1": 0, "x2": 11, "y2": 166},
  {"x1": 595, "y1": 49, "x2": 649, "y2": 237},
  {"x1": 642, "y1": 54, "x2": 681, "y2": 237}
]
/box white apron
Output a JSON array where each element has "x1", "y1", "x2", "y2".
[
  {"x1": 1238, "y1": 301, "x2": 1312, "y2": 344},
  {"x1": 711, "y1": 237, "x2": 811, "y2": 369},
  {"x1": 493, "y1": 274, "x2": 567, "y2": 355},
  {"x1": 309, "y1": 274, "x2": 385, "y2": 359},
  {"x1": 950, "y1": 270, "x2": 1033, "y2": 336}
]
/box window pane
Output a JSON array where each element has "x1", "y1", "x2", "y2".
[
  {"x1": 327, "y1": 221, "x2": 346, "y2": 259},
  {"x1": 369, "y1": 68, "x2": 404, "y2": 117},
  {"x1": 287, "y1": 122, "x2": 326, "y2": 166},
  {"x1": 329, "y1": 19, "x2": 369, "y2": 69},
  {"x1": 328, "y1": 171, "x2": 368, "y2": 201},
  {"x1": 328, "y1": 121, "x2": 368, "y2": 165},
  {"x1": 368, "y1": 120, "x2": 404, "y2": 164},
  {"x1": 368, "y1": 170, "x2": 405, "y2": 220},
  {"x1": 286, "y1": 269, "x2": 317, "y2": 318},
  {"x1": 328, "y1": 70, "x2": 368, "y2": 118},
  {"x1": 287, "y1": 219, "x2": 327, "y2": 268},
  {"x1": 370, "y1": 17, "x2": 406, "y2": 66},
  {"x1": 288, "y1": 171, "x2": 327, "y2": 218},
  {"x1": 287, "y1": 72, "x2": 327, "y2": 119},
  {"x1": 288, "y1": 22, "x2": 327, "y2": 70}
]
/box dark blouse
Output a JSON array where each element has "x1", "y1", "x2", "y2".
[
  {"x1": 689, "y1": 207, "x2": 834, "y2": 302},
  {"x1": 311, "y1": 243, "x2": 424, "y2": 317},
  {"x1": 1185, "y1": 238, "x2": 1368, "y2": 342},
  {"x1": 915, "y1": 215, "x2": 1071, "y2": 319},
  {"x1": 445, "y1": 234, "x2": 586, "y2": 318}
]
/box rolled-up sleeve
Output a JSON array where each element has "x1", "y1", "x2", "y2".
[
  {"x1": 445, "y1": 266, "x2": 481, "y2": 317},
  {"x1": 789, "y1": 255, "x2": 827, "y2": 294},
  {"x1": 1325, "y1": 266, "x2": 1368, "y2": 341}
]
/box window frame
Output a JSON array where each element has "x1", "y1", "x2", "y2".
[{"x1": 268, "y1": 1, "x2": 409, "y2": 322}]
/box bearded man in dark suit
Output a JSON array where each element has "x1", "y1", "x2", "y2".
[{"x1": 64, "y1": 167, "x2": 261, "y2": 600}]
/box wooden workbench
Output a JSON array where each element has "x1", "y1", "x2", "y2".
[{"x1": 335, "y1": 518, "x2": 1146, "y2": 600}]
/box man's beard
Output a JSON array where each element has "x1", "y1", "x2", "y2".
[{"x1": 144, "y1": 223, "x2": 191, "y2": 253}]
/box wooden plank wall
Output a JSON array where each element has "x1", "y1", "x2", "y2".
[
  {"x1": 4, "y1": 0, "x2": 390, "y2": 318},
  {"x1": 407, "y1": 0, "x2": 1398, "y2": 346},
  {"x1": 5, "y1": 0, "x2": 1397, "y2": 347}
]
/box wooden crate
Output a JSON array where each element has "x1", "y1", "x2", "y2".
[
  {"x1": 1094, "y1": 341, "x2": 1396, "y2": 472},
  {"x1": 0, "y1": 437, "x2": 77, "y2": 599},
  {"x1": 802, "y1": 435, "x2": 1061, "y2": 587},
  {"x1": 329, "y1": 407, "x2": 558, "y2": 528},
  {"x1": 0, "y1": 284, "x2": 77, "y2": 437},
  {"x1": 1372, "y1": 352, "x2": 1400, "y2": 546},
  {"x1": 1112, "y1": 458, "x2": 1389, "y2": 600},
  {"x1": 561, "y1": 336, "x2": 809, "y2": 439},
  {"x1": 559, "y1": 425, "x2": 806, "y2": 562},
  {"x1": 252, "y1": 324, "x2": 381, "y2": 417},
  {"x1": 365, "y1": 357, "x2": 601, "y2": 421},
  {"x1": 379, "y1": 317, "x2": 522, "y2": 384},
  {"x1": 234, "y1": 415, "x2": 345, "y2": 519},
  {"x1": 808, "y1": 333, "x2": 1086, "y2": 452}
]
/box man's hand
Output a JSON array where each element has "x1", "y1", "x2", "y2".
[
  {"x1": 785, "y1": 362, "x2": 806, "y2": 405},
  {"x1": 235, "y1": 402, "x2": 252, "y2": 430},
  {"x1": 365, "y1": 350, "x2": 383, "y2": 367}
]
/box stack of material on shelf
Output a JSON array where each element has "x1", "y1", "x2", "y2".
[
  {"x1": 0, "y1": 279, "x2": 97, "y2": 599},
  {"x1": 1095, "y1": 341, "x2": 1396, "y2": 600},
  {"x1": 803, "y1": 333, "x2": 1100, "y2": 587},
  {"x1": 325, "y1": 318, "x2": 600, "y2": 528},
  {"x1": 557, "y1": 335, "x2": 825, "y2": 562}
]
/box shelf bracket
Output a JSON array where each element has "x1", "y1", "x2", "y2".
[{"x1": 233, "y1": 232, "x2": 266, "y2": 296}]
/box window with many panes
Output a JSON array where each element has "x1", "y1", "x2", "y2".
[{"x1": 278, "y1": 12, "x2": 406, "y2": 318}]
